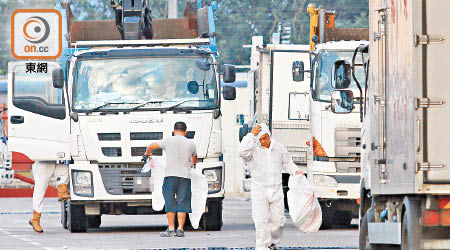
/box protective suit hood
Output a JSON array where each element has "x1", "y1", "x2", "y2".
[{"x1": 256, "y1": 123, "x2": 271, "y2": 140}]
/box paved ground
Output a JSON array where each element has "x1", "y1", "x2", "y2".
[{"x1": 0, "y1": 198, "x2": 358, "y2": 250}]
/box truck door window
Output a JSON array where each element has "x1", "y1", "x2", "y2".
[
  {"x1": 12, "y1": 68, "x2": 66, "y2": 120},
  {"x1": 14, "y1": 72, "x2": 63, "y2": 105}
]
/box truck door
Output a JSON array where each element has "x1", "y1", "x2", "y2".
[
  {"x1": 269, "y1": 50, "x2": 310, "y2": 164},
  {"x1": 421, "y1": 0, "x2": 450, "y2": 184},
  {"x1": 7, "y1": 62, "x2": 70, "y2": 161}
]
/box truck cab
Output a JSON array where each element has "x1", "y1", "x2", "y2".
[{"x1": 304, "y1": 40, "x2": 368, "y2": 229}]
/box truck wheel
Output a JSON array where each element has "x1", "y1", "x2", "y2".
[
  {"x1": 401, "y1": 197, "x2": 422, "y2": 250},
  {"x1": 60, "y1": 201, "x2": 68, "y2": 229},
  {"x1": 334, "y1": 211, "x2": 352, "y2": 226},
  {"x1": 201, "y1": 199, "x2": 223, "y2": 231},
  {"x1": 87, "y1": 215, "x2": 101, "y2": 229},
  {"x1": 67, "y1": 203, "x2": 87, "y2": 233},
  {"x1": 359, "y1": 208, "x2": 381, "y2": 250},
  {"x1": 319, "y1": 201, "x2": 334, "y2": 229}
]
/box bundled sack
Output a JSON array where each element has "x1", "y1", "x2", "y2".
[
  {"x1": 287, "y1": 174, "x2": 322, "y2": 232},
  {"x1": 151, "y1": 156, "x2": 166, "y2": 211},
  {"x1": 188, "y1": 168, "x2": 208, "y2": 229}
]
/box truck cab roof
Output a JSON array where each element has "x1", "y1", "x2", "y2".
[
  {"x1": 314, "y1": 40, "x2": 369, "y2": 52},
  {"x1": 73, "y1": 46, "x2": 214, "y2": 59}
]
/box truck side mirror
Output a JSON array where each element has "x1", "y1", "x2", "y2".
[
  {"x1": 222, "y1": 64, "x2": 236, "y2": 83},
  {"x1": 292, "y1": 61, "x2": 305, "y2": 82},
  {"x1": 239, "y1": 124, "x2": 249, "y2": 142},
  {"x1": 332, "y1": 60, "x2": 352, "y2": 89},
  {"x1": 52, "y1": 68, "x2": 64, "y2": 89},
  {"x1": 331, "y1": 90, "x2": 354, "y2": 114},
  {"x1": 223, "y1": 85, "x2": 236, "y2": 100}
]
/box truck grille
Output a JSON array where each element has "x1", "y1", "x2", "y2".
[
  {"x1": 98, "y1": 163, "x2": 152, "y2": 195},
  {"x1": 286, "y1": 146, "x2": 308, "y2": 164},
  {"x1": 98, "y1": 133, "x2": 121, "y2": 141},
  {"x1": 102, "y1": 147, "x2": 122, "y2": 157},
  {"x1": 336, "y1": 162, "x2": 361, "y2": 173},
  {"x1": 335, "y1": 128, "x2": 361, "y2": 157},
  {"x1": 130, "y1": 132, "x2": 163, "y2": 140},
  {"x1": 130, "y1": 147, "x2": 163, "y2": 156}
]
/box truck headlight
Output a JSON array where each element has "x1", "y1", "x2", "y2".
[
  {"x1": 313, "y1": 174, "x2": 338, "y2": 187},
  {"x1": 72, "y1": 170, "x2": 93, "y2": 197},
  {"x1": 203, "y1": 167, "x2": 222, "y2": 194}
]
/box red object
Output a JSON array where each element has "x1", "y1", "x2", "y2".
[
  {"x1": 11, "y1": 151, "x2": 34, "y2": 171},
  {"x1": 440, "y1": 210, "x2": 450, "y2": 226},
  {"x1": 0, "y1": 187, "x2": 57, "y2": 198},
  {"x1": 14, "y1": 173, "x2": 34, "y2": 185},
  {"x1": 438, "y1": 197, "x2": 450, "y2": 209},
  {"x1": 423, "y1": 209, "x2": 440, "y2": 226}
]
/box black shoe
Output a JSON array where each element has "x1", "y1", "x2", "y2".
[{"x1": 269, "y1": 244, "x2": 276, "y2": 250}]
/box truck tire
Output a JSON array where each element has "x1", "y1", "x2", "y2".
[
  {"x1": 319, "y1": 201, "x2": 334, "y2": 229},
  {"x1": 359, "y1": 208, "x2": 381, "y2": 250},
  {"x1": 401, "y1": 197, "x2": 422, "y2": 250},
  {"x1": 200, "y1": 199, "x2": 223, "y2": 231},
  {"x1": 334, "y1": 210, "x2": 352, "y2": 226},
  {"x1": 68, "y1": 203, "x2": 87, "y2": 233},
  {"x1": 87, "y1": 215, "x2": 101, "y2": 229},
  {"x1": 60, "y1": 201, "x2": 68, "y2": 229}
]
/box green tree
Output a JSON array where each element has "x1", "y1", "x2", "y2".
[{"x1": 0, "y1": 0, "x2": 368, "y2": 74}]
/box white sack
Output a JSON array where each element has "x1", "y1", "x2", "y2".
[
  {"x1": 151, "y1": 156, "x2": 166, "y2": 211},
  {"x1": 287, "y1": 174, "x2": 322, "y2": 232},
  {"x1": 188, "y1": 168, "x2": 208, "y2": 229}
]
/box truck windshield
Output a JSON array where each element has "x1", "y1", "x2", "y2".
[
  {"x1": 73, "y1": 56, "x2": 217, "y2": 112},
  {"x1": 312, "y1": 50, "x2": 366, "y2": 102}
]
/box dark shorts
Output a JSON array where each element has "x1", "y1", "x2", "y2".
[{"x1": 162, "y1": 176, "x2": 192, "y2": 213}]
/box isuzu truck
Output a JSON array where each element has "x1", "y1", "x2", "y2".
[{"x1": 8, "y1": 1, "x2": 236, "y2": 232}]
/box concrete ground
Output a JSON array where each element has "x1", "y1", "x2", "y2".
[{"x1": 0, "y1": 198, "x2": 358, "y2": 250}]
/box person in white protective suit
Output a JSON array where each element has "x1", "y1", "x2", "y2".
[
  {"x1": 238, "y1": 124, "x2": 303, "y2": 250},
  {"x1": 29, "y1": 161, "x2": 70, "y2": 233}
]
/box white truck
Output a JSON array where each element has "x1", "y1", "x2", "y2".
[
  {"x1": 336, "y1": 0, "x2": 450, "y2": 249},
  {"x1": 294, "y1": 4, "x2": 369, "y2": 229},
  {"x1": 7, "y1": 1, "x2": 236, "y2": 232},
  {"x1": 240, "y1": 36, "x2": 311, "y2": 205},
  {"x1": 298, "y1": 40, "x2": 369, "y2": 229}
]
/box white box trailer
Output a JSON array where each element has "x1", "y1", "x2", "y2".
[
  {"x1": 344, "y1": 0, "x2": 450, "y2": 249},
  {"x1": 240, "y1": 37, "x2": 311, "y2": 204}
]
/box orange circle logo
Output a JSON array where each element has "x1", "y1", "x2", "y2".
[{"x1": 23, "y1": 16, "x2": 50, "y2": 44}]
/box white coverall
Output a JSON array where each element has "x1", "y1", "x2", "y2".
[
  {"x1": 238, "y1": 124, "x2": 298, "y2": 250},
  {"x1": 32, "y1": 161, "x2": 69, "y2": 213}
]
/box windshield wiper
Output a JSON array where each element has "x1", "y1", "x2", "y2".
[
  {"x1": 123, "y1": 100, "x2": 164, "y2": 114},
  {"x1": 86, "y1": 102, "x2": 136, "y2": 115},
  {"x1": 160, "y1": 100, "x2": 210, "y2": 113}
]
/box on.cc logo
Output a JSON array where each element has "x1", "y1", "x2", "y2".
[{"x1": 22, "y1": 16, "x2": 50, "y2": 44}]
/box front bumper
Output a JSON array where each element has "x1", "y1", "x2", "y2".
[
  {"x1": 69, "y1": 160, "x2": 225, "y2": 201},
  {"x1": 308, "y1": 171, "x2": 360, "y2": 199}
]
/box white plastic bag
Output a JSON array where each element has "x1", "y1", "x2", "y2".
[
  {"x1": 188, "y1": 168, "x2": 208, "y2": 229},
  {"x1": 151, "y1": 156, "x2": 166, "y2": 211},
  {"x1": 287, "y1": 174, "x2": 322, "y2": 232},
  {"x1": 141, "y1": 157, "x2": 155, "y2": 173}
]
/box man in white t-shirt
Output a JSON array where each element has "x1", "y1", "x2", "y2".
[{"x1": 145, "y1": 121, "x2": 197, "y2": 237}]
